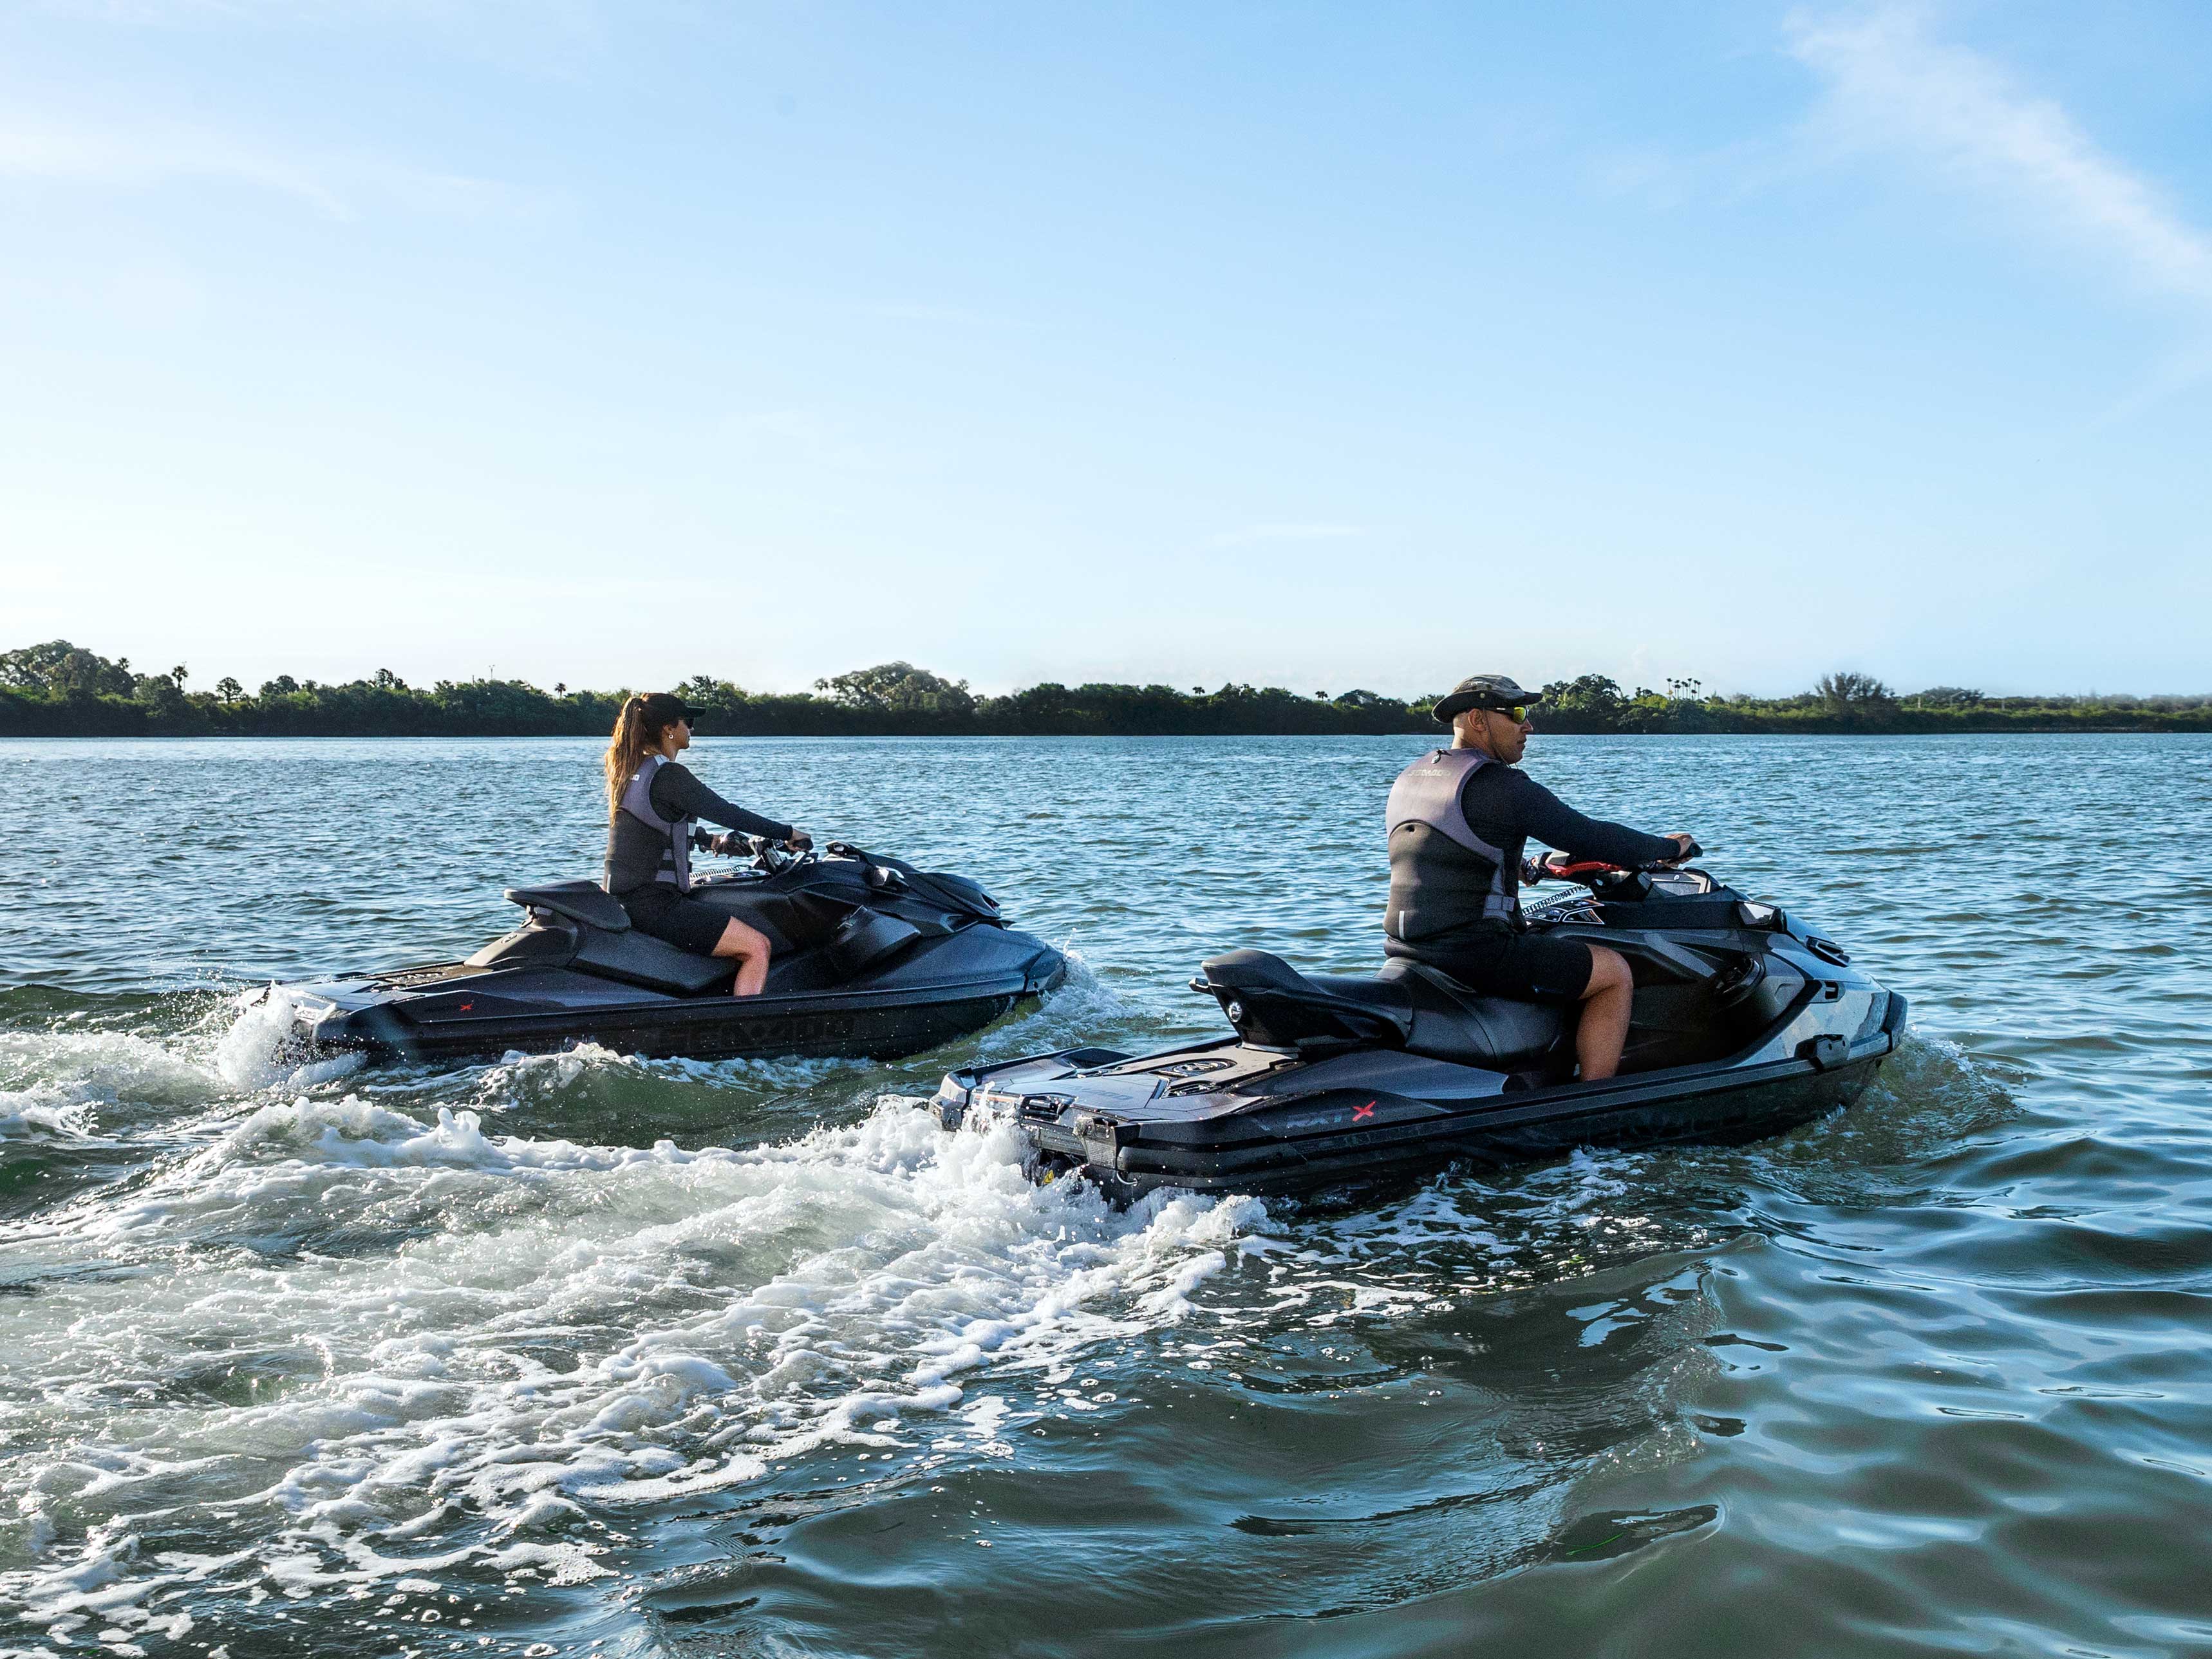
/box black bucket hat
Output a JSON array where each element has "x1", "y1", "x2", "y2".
[{"x1": 1430, "y1": 673, "x2": 1542, "y2": 726}]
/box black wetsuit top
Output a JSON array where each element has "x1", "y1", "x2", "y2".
[
  {"x1": 644, "y1": 762, "x2": 792, "y2": 845},
  {"x1": 1462, "y1": 765, "x2": 1677, "y2": 924}
]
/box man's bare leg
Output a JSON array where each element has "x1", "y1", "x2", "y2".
[
  {"x1": 1576, "y1": 945, "x2": 1635, "y2": 1080},
  {"x1": 713, "y1": 917, "x2": 773, "y2": 997}
]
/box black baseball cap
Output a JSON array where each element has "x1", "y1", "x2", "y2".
[
  {"x1": 1431, "y1": 673, "x2": 1542, "y2": 726},
  {"x1": 633, "y1": 690, "x2": 699, "y2": 729}
]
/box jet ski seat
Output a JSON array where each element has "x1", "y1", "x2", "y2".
[
  {"x1": 506, "y1": 881, "x2": 632, "y2": 932},
  {"x1": 571, "y1": 930, "x2": 734, "y2": 996},
  {"x1": 502, "y1": 881, "x2": 734, "y2": 996},
  {"x1": 1199, "y1": 950, "x2": 1565, "y2": 1068},
  {"x1": 1385, "y1": 961, "x2": 1567, "y2": 1069}
]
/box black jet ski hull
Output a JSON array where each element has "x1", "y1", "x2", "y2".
[
  {"x1": 930, "y1": 868, "x2": 1904, "y2": 1201},
  {"x1": 290, "y1": 975, "x2": 1054, "y2": 1067},
  {"x1": 937, "y1": 1014, "x2": 1898, "y2": 1202},
  {"x1": 266, "y1": 846, "x2": 1065, "y2": 1067}
]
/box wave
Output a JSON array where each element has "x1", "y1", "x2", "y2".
[
  {"x1": 206, "y1": 985, "x2": 366, "y2": 1094},
  {"x1": 0, "y1": 1094, "x2": 1266, "y2": 1645}
]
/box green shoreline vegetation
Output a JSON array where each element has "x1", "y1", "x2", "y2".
[{"x1": 5, "y1": 642, "x2": 2209, "y2": 738}]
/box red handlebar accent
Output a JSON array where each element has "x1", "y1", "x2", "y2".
[{"x1": 1548, "y1": 860, "x2": 1626, "y2": 878}]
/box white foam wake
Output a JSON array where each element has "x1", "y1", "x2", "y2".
[
  {"x1": 209, "y1": 986, "x2": 364, "y2": 1093},
  {"x1": 0, "y1": 1094, "x2": 1265, "y2": 1647}
]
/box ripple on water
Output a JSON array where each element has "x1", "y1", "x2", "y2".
[{"x1": 2, "y1": 732, "x2": 2209, "y2": 1654}]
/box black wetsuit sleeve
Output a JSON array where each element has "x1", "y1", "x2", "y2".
[
  {"x1": 1476, "y1": 767, "x2": 1677, "y2": 866},
  {"x1": 648, "y1": 763, "x2": 794, "y2": 841}
]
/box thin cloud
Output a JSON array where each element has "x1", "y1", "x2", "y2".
[
  {"x1": 0, "y1": 113, "x2": 351, "y2": 216},
  {"x1": 32, "y1": 1, "x2": 595, "y2": 34},
  {"x1": 30, "y1": 1, "x2": 605, "y2": 79},
  {"x1": 1203, "y1": 523, "x2": 1368, "y2": 550},
  {"x1": 0, "y1": 108, "x2": 532, "y2": 220},
  {"x1": 1786, "y1": 5, "x2": 2212, "y2": 310}
]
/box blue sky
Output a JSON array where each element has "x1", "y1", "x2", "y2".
[{"x1": 4, "y1": 1, "x2": 2208, "y2": 698}]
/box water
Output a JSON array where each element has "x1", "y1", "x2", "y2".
[{"x1": 1, "y1": 733, "x2": 2206, "y2": 1657}]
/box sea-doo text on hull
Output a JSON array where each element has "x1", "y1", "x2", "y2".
[
  {"x1": 930, "y1": 861, "x2": 1901, "y2": 1200},
  {"x1": 268, "y1": 843, "x2": 1064, "y2": 1066}
]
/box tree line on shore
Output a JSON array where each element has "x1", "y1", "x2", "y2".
[{"x1": 4, "y1": 642, "x2": 2208, "y2": 738}]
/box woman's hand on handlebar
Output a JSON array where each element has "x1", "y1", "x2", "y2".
[{"x1": 1662, "y1": 832, "x2": 1701, "y2": 865}]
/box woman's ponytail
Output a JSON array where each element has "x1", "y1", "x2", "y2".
[
  {"x1": 605, "y1": 695, "x2": 650, "y2": 814},
  {"x1": 603, "y1": 691, "x2": 689, "y2": 813}
]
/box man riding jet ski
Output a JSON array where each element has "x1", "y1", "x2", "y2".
[
  {"x1": 929, "y1": 673, "x2": 1903, "y2": 1200},
  {"x1": 1387, "y1": 672, "x2": 1696, "y2": 1081}
]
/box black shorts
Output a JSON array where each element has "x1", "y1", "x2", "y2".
[
  {"x1": 1401, "y1": 929, "x2": 1593, "y2": 1004},
  {"x1": 619, "y1": 886, "x2": 733, "y2": 956}
]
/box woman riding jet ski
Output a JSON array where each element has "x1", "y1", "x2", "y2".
[
  {"x1": 928, "y1": 674, "x2": 1903, "y2": 1199},
  {"x1": 265, "y1": 692, "x2": 1064, "y2": 1065},
  {"x1": 602, "y1": 691, "x2": 816, "y2": 996}
]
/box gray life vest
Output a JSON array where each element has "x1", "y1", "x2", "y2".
[
  {"x1": 604, "y1": 753, "x2": 693, "y2": 897},
  {"x1": 1384, "y1": 747, "x2": 1516, "y2": 951}
]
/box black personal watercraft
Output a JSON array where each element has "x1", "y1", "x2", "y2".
[
  {"x1": 928, "y1": 858, "x2": 1902, "y2": 1200},
  {"x1": 265, "y1": 842, "x2": 1065, "y2": 1066}
]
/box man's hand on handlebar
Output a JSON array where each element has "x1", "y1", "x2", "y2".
[
  {"x1": 1523, "y1": 850, "x2": 1571, "y2": 885},
  {"x1": 1662, "y1": 833, "x2": 1701, "y2": 865},
  {"x1": 783, "y1": 829, "x2": 814, "y2": 853}
]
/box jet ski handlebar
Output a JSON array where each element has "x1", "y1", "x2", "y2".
[
  {"x1": 691, "y1": 835, "x2": 912, "y2": 894},
  {"x1": 689, "y1": 830, "x2": 818, "y2": 875},
  {"x1": 1531, "y1": 839, "x2": 1703, "y2": 886},
  {"x1": 740, "y1": 834, "x2": 816, "y2": 874}
]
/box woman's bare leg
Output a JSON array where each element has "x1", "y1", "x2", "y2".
[
  {"x1": 1575, "y1": 946, "x2": 1635, "y2": 1080},
  {"x1": 711, "y1": 917, "x2": 773, "y2": 997}
]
